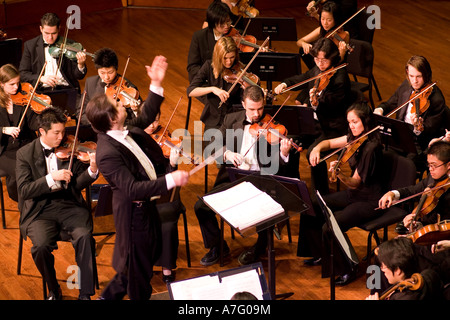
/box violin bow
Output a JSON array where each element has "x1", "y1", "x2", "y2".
[
  {"x1": 17, "y1": 62, "x2": 47, "y2": 129},
  {"x1": 279, "y1": 63, "x2": 348, "y2": 95},
  {"x1": 242, "y1": 94, "x2": 291, "y2": 158},
  {"x1": 218, "y1": 36, "x2": 270, "y2": 108},
  {"x1": 189, "y1": 146, "x2": 226, "y2": 176},
  {"x1": 318, "y1": 124, "x2": 381, "y2": 163},
  {"x1": 114, "y1": 54, "x2": 131, "y2": 104},
  {"x1": 55, "y1": 14, "x2": 71, "y2": 82},
  {"x1": 67, "y1": 91, "x2": 87, "y2": 174},
  {"x1": 157, "y1": 96, "x2": 182, "y2": 144},
  {"x1": 386, "y1": 82, "x2": 436, "y2": 117},
  {"x1": 374, "y1": 179, "x2": 450, "y2": 210},
  {"x1": 326, "y1": 6, "x2": 366, "y2": 39}
]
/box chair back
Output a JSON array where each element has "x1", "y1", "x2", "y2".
[
  {"x1": 356, "y1": 11, "x2": 375, "y2": 43},
  {"x1": 382, "y1": 150, "x2": 417, "y2": 192},
  {"x1": 347, "y1": 39, "x2": 374, "y2": 79}
]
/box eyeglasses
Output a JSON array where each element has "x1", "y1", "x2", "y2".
[
  {"x1": 427, "y1": 161, "x2": 448, "y2": 170},
  {"x1": 218, "y1": 19, "x2": 232, "y2": 27},
  {"x1": 314, "y1": 57, "x2": 330, "y2": 64}
]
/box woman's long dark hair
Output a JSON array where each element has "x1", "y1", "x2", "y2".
[{"x1": 346, "y1": 101, "x2": 380, "y2": 142}]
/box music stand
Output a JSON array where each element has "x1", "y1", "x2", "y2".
[
  {"x1": 316, "y1": 191, "x2": 359, "y2": 300},
  {"x1": 373, "y1": 114, "x2": 417, "y2": 154},
  {"x1": 201, "y1": 172, "x2": 308, "y2": 299},
  {"x1": 238, "y1": 52, "x2": 301, "y2": 96},
  {"x1": 242, "y1": 17, "x2": 298, "y2": 48}
]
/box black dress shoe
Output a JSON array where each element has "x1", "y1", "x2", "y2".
[
  {"x1": 78, "y1": 294, "x2": 91, "y2": 300},
  {"x1": 303, "y1": 257, "x2": 322, "y2": 266},
  {"x1": 200, "y1": 244, "x2": 230, "y2": 266},
  {"x1": 238, "y1": 246, "x2": 262, "y2": 266},
  {"x1": 163, "y1": 272, "x2": 176, "y2": 283},
  {"x1": 335, "y1": 273, "x2": 355, "y2": 286},
  {"x1": 47, "y1": 287, "x2": 62, "y2": 300}
]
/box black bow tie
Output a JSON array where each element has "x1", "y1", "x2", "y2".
[
  {"x1": 43, "y1": 42, "x2": 50, "y2": 47},
  {"x1": 243, "y1": 120, "x2": 253, "y2": 125},
  {"x1": 43, "y1": 148, "x2": 55, "y2": 157}
]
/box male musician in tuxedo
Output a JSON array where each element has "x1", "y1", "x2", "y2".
[
  {"x1": 79, "y1": 47, "x2": 141, "y2": 125},
  {"x1": 187, "y1": 1, "x2": 232, "y2": 84},
  {"x1": 373, "y1": 55, "x2": 447, "y2": 173},
  {"x1": 85, "y1": 56, "x2": 190, "y2": 300},
  {"x1": 379, "y1": 140, "x2": 450, "y2": 233},
  {"x1": 19, "y1": 13, "x2": 87, "y2": 116},
  {"x1": 194, "y1": 85, "x2": 294, "y2": 266},
  {"x1": 15, "y1": 107, "x2": 98, "y2": 300}
]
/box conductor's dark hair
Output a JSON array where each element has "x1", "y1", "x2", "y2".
[
  {"x1": 38, "y1": 107, "x2": 67, "y2": 132},
  {"x1": 41, "y1": 13, "x2": 60, "y2": 28},
  {"x1": 206, "y1": 0, "x2": 232, "y2": 30},
  {"x1": 93, "y1": 48, "x2": 119, "y2": 70},
  {"x1": 309, "y1": 37, "x2": 341, "y2": 67},
  {"x1": 85, "y1": 94, "x2": 117, "y2": 133}
]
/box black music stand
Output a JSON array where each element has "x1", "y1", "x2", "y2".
[
  {"x1": 316, "y1": 191, "x2": 359, "y2": 300},
  {"x1": 373, "y1": 114, "x2": 417, "y2": 155},
  {"x1": 201, "y1": 172, "x2": 308, "y2": 299},
  {"x1": 239, "y1": 52, "x2": 301, "y2": 98},
  {"x1": 242, "y1": 17, "x2": 298, "y2": 49}
]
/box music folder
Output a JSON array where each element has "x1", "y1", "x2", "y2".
[{"x1": 168, "y1": 262, "x2": 271, "y2": 300}]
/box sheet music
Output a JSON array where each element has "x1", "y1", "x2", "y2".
[
  {"x1": 203, "y1": 181, "x2": 284, "y2": 230},
  {"x1": 170, "y1": 270, "x2": 264, "y2": 300},
  {"x1": 316, "y1": 192, "x2": 358, "y2": 264}
]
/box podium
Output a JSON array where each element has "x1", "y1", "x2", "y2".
[{"x1": 200, "y1": 172, "x2": 308, "y2": 299}]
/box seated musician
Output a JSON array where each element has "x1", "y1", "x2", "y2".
[
  {"x1": 366, "y1": 237, "x2": 450, "y2": 300},
  {"x1": 194, "y1": 85, "x2": 294, "y2": 267},
  {"x1": 378, "y1": 140, "x2": 450, "y2": 235},
  {"x1": 297, "y1": 1, "x2": 349, "y2": 70},
  {"x1": 274, "y1": 37, "x2": 352, "y2": 195},
  {"x1": 80, "y1": 47, "x2": 141, "y2": 125},
  {"x1": 19, "y1": 13, "x2": 87, "y2": 116},
  {"x1": 15, "y1": 107, "x2": 98, "y2": 300},
  {"x1": 297, "y1": 102, "x2": 384, "y2": 286},
  {"x1": 0, "y1": 64, "x2": 39, "y2": 202},
  {"x1": 187, "y1": 36, "x2": 244, "y2": 132},
  {"x1": 187, "y1": 0, "x2": 233, "y2": 84},
  {"x1": 373, "y1": 55, "x2": 447, "y2": 173}
]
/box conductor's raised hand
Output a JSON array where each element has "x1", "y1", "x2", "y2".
[{"x1": 145, "y1": 55, "x2": 168, "y2": 87}]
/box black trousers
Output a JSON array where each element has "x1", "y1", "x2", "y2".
[
  {"x1": 101, "y1": 202, "x2": 161, "y2": 300},
  {"x1": 27, "y1": 205, "x2": 95, "y2": 296}
]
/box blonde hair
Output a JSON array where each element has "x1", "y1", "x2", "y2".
[
  {"x1": 212, "y1": 36, "x2": 239, "y2": 79},
  {"x1": 0, "y1": 64, "x2": 20, "y2": 108}
]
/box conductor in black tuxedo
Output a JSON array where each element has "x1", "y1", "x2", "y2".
[
  {"x1": 194, "y1": 85, "x2": 294, "y2": 267},
  {"x1": 19, "y1": 13, "x2": 87, "y2": 115},
  {"x1": 15, "y1": 107, "x2": 98, "y2": 300},
  {"x1": 86, "y1": 56, "x2": 190, "y2": 300}
]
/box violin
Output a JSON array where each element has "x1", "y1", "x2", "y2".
[
  {"x1": 223, "y1": 63, "x2": 259, "y2": 88},
  {"x1": 306, "y1": 0, "x2": 323, "y2": 17},
  {"x1": 329, "y1": 135, "x2": 368, "y2": 183},
  {"x1": 248, "y1": 114, "x2": 303, "y2": 152},
  {"x1": 230, "y1": 0, "x2": 259, "y2": 18},
  {"x1": 105, "y1": 75, "x2": 141, "y2": 109},
  {"x1": 407, "y1": 219, "x2": 450, "y2": 246},
  {"x1": 310, "y1": 69, "x2": 335, "y2": 106},
  {"x1": 227, "y1": 27, "x2": 259, "y2": 53},
  {"x1": 55, "y1": 134, "x2": 97, "y2": 163},
  {"x1": 49, "y1": 38, "x2": 96, "y2": 61},
  {"x1": 151, "y1": 127, "x2": 197, "y2": 164},
  {"x1": 325, "y1": 28, "x2": 353, "y2": 54},
  {"x1": 11, "y1": 82, "x2": 52, "y2": 113},
  {"x1": 379, "y1": 273, "x2": 423, "y2": 300},
  {"x1": 409, "y1": 85, "x2": 433, "y2": 133}
]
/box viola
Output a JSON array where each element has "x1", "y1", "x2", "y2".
[
  {"x1": 49, "y1": 38, "x2": 96, "y2": 61},
  {"x1": 329, "y1": 135, "x2": 368, "y2": 183},
  {"x1": 11, "y1": 82, "x2": 52, "y2": 113},
  {"x1": 310, "y1": 70, "x2": 335, "y2": 106},
  {"x1": 105, "y1": 75, "x2": 141, "y2": 109},
  {"x1": 227, "y1": 27, "x2": 259, "y2": 53},
  {"x1": 223, "y1": 63, "x2": 260, "y2": 89},
  {"x1": 230, "y1": 0, "x2": 259, "y2": 18},
  {"x1": 409, "y1": 85, "x2": 433, "y2": 133},
  {"x1": 248, "y1": 114, "x2": 303, "y2": 152},
  {"x1": 55, "y1": 134, "x2": 97, "y2": 163},
  {"x1": 325, "y1": 28, "x2": 353, "y2": 54},
  {"x1": 379, "y1": 273, "x2": 423, "y2": 300}
]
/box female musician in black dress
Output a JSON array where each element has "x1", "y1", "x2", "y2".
[
  {"x1": 187, "y1": 36, "x2": 243, "y2": 132},
  {"x1": 297, "y1": 102, "x2": 385, "y2": 285},
  {"x1": 0, "y1": 64, "x2": 39, "y2": 202}
]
